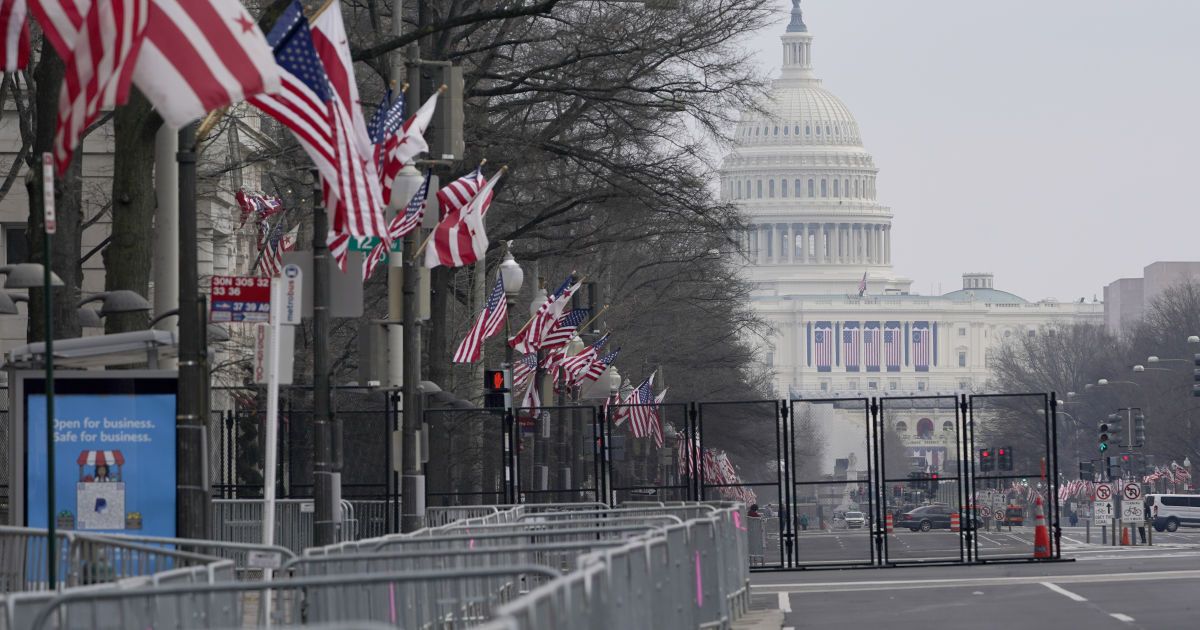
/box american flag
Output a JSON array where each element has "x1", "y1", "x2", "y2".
[
  {"x1": 362, "y1": 171, "x2": 430, "y2": 281},
  {"x1": 581, "y1": 347, "x2": 620, "y2": 382},
  {"x1": 561, "y1": 333, "x2": 609, "y2": 385},
  {"x1": 235, "y1": 190, "x2": 285, "y2": 229},
  {"x1": 624, "y1": 374, "x2": 656, "y2": 439},
  {"x1": 1172, "y1": 462, "x2": 1192, "y2": 484},
  {"x1": 35, "y1": 0, "x2": 147, "y2": 174},
  {"x1": 648, "y1": 388, "x2": 667, "y2": 447},
  {"x1": 541, "y1": 308, "x2": 589, "y2": 350},
  {"x1": 813, "y1": 323, "x2": 833, "y2": 372},
  {"x1": 842, "y1": 323, "x2": 860, "y2": 372},
  {"x1": 452, "y1": 273, "x2": 507, "y2": 364},
  {"x1": 310, "y1": 2, "x2": 387, "y2": 242},
  {"x1": 248, "y1": 0, "x2": 384, "y2": 260},
  {"x1": 436, "y1": 165, "x2": 489, "y2": 220},
  {"x1": 864, "y1": 323, "x2": 881, "y2": 372},
  {"x1": 257, "y1": 222, "x2": 297, "y2": 277},
  {"x1": 511, "y1": 353, "x2": 538, "y2": 388},
  {"x1": 677, "y1": 431, "x2": 700, "y2": 477},
  {"x1": 1, "y1": 0, "x2": 29, "y2": 71},
  {"x1": 367, "y1": 87, "x2": 405, "y2": 148},
  {"x1": 425, "y1": 169, "x2": 502, "y2": 269},
  {"x1": 884, "y1": 322, "x2": 902, "y2": 371},
  {"x1": 857, "y1": 270, "x2": 868, "y2": 297},
  {"x1": 379, "y1": 91, "x2": 439, "y2": 205},
  {"x1": 510, "y1": 274, "x2": 579, "y2": 354},
  {"x1": 518, "y1": 380, "x2": 540, "y2": 417},
  {"x1": 912, "y1": 323, "x2": 931, "y2": 372}
]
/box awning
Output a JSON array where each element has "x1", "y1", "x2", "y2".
[{"x1": 76, "y1": 450, "x2": 126, "y2": 466}]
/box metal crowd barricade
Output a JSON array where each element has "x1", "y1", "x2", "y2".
[{"x1": 83, "y1": 533, "x2": 297, "y2": 581}]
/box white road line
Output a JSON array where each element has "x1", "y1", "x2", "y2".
[
  {"x1": 778, "y1": 591, "x2": 792, "y2": 613},
  {"x1": 1040, "y1": 582, "x2": 1088, "y2": 602},
  {"x1": 1110, "y1": 613, "x2": 1135, "y2": 623},
  {"x1": 753, "y1": 569, "x2": 1200, "y2": 593}
]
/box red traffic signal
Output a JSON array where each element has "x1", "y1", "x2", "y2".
[
  {"x1": 998, "y1": 448, "x2": 1005, "y2": 456},
  {"x1": 484, "y1": 369, "x2": 508, "y2": 391}
]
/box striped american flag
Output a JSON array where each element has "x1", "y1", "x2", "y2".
[
  {"x1": 436, "y1": 165, "x2": 489, "y2": 220},
  {"x1": 257, "y1": 223, "x2": 297, "y2": 277},
  {"x1": 912, "y1": 324, "x2": 931, "y2": 372},
  {"x1": 511, "y1": 353, "x2": 538, "y2": 388},
  {"x1": 625, "y1": 375, "x2": 656, "y2": 439},
  {"x1": 813, "y1": 323, "x2": 833, "y2": 372},
  {"x1": 1, "y1": 0, "x2": 29, "y2": 71},
  {"x1": 560, "y1": 333, "x2": 608, "y2": 385},
  {"x1": 864, "y1": 323, "x2": 881, "y2": 371},
  {"x1": 452, "y1": 274, "x2": 507, "y2": 363},
  {"x1": 510, "y1": 274, "x2": 579, "y2": 354},
  {"x1": 842, "y1": 323, "x2": 860, "y2": 371},
  {"x1": 367, "y1": 88, "x2": 405, "y2": 158},
  {"x1": 540, "y1": 308, "x2": 589, "y2": 349},
  {"x1": 362, "y1": 172, "x2": 430, "y2": 281},
  {"x1": 581, "y1": 347, "x2": 619, "y2": 382},
  {"x1": 884, "y1": 322, "x2": 902, "y2": 371},
  {"x1": 425, "y1": 169, "x2": 502, "y2": 269},
  {"x1": 33, "y1": 0, "x2": 148, "y2": 174}
]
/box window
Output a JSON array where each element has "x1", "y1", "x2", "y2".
[
  {"x1": 795, "y1": 179, "x2": 802, "y2": 196},
  {"x1": 1162, "y1": 496, "x2": 1187, "y2": 507},
  {"x1": 755, "y1": 127, "x2": 760, "y2": 136},
  {"x1": 844, "y1": 179, "x2": 850, "y2": 197},
  {"x1": 766, "y1": 352, "x2": 775, "y2": 367},
  {"x1": 815, "y1": 125, "x2": 821, "y2": 135},
  {"x1": 942, "y1": 421, "x2": 953, "y2": 431},
  {"x1": 894, "y1": 421, "x2": 907, "y2": 433},
  {"x1": 819, "y1": 381, "x2": 829, "y2": 392},
  {"x1": 917, "y1": 380, "x2": 928, "y2": 391},
  {"x1": 756, "y1": 180, "x2": 763, "y2": 198},
  {"x1": 1027, "y1": 330, "x2": 1036, "y2": 337},
  {"x1": 805, "y1": 124, "x2": 811, "y2": 135},
  {"x1": 833, "y1": 179, "x2": 839, "y2": 197},
  {"x1": 889, "y1": 380, "x2": 899, "y2": 390},
  {"x1": 820, "y1": 179, "x2": 827, "y2": 197},
  {"x1": 868, "y1": 380, "x2": 878, "y2": 390},
  {"x1": 795, "y1": 125, "x2": 800, "y2": 135},
  {"x1": 781, "y1": 179, "x2": 788, "y2": 197},
  {"x1": 736, "y1": 181, "x2": 742, "y2": 199},
  {"x1": 958, "y1": 328, "x2": 966, "y2": 336},
  {"x1": 783, "y1": 126, "x2": 789, "y2": 136},
  {"x1": 4, "y1": 225, "x2": 28, "y2": 265},
  {"x1": 958, "y1": 352, "x2": 967, "y2": 367},
  {"x1": 847, "y1": 379, "x2": 858, "y2": 390},
  {"x1": 854, "y1": 179, "x2": 859, "y2": 198},
  {"x1": 808, "y1": 179, "x2": 815, "y2": 197},
  {"x1": 768, "y1": 180, "x2": 775, "y2": 198},
  {"x1": 958, "y1": 380, "x2": 970, "y2": 390},
  {"x1": 917, "y1": 418, "x2": 933, "y2": 439},
  {"x1": 773, "y1": 126, "x2": 779, "y2": 135},
  {"x1": 826, "y1": 125, "x2": 831, "y2": 135}
]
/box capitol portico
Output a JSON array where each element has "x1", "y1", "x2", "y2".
[{"x1": 723, "y1": 1, "x2": 1103, "y2": 401}]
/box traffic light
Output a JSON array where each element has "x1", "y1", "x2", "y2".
[
  {"x1": 998, "y1": 446, "x2": 1013, "y2": 471},
  {"x1": 1079, "y1": 460, "x2": 1094, "y2": 481},
  {"x1": 1110, "y1": 413, "x2": 1125, "y2": 447},
  {"x1": 1133, "y1": 409, "x2": 1145, "y2": 446},
  {"x1": 979, "y1": 448, "x2": 994, "y2": 472},
  {"x1": 1194, "y1": 354, "x2": 1200, "y2": 397},
  {"x1": 929, "y1": 472, "x2": 940, "y2": 494},
  {"x1": 1106, "y1": 455, "x2": 1121, "y2": 480},
  {"x1": 483, "y1": 369, "x2": 509, "y2": 408},
  {"x1": 1099, "y1": 419, "x2": 1110, "y2": 453}
]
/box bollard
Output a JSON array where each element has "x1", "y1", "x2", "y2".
[
  {"x1": 1085, "y1": 519, "x2": 1090, "y2": 544},
  {"x1": 1101, "y1": 524, "x2": 1107, "y2": 545}
]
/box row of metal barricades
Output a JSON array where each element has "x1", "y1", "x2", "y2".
[{"x1": 1, "y1": 501, "x2": 750, "y2": 629}]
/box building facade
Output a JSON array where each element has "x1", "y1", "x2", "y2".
[
  {"x1": 1103, "y1": 261, "x2": 1200, "y2": 336},
  {"x1": 720, "y1": 2, "x2": 1102, "y2": 470}
]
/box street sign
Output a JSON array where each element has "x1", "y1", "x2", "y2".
[
  {"x1": 41, "y1": 153, "x2": 56, "y2": 234},
  {"x1": 1094, "y1": 500, "x2": 1115, "y2": 520},
  {"x1": 280, "y1": 264, "x2": 303, "y2": 325},
  {"x1": 1120, "y1": 501, "x2": 1143, "y2": 524},
  {"x1": 211, "y1": 275, "x2": 271, "y2": 322},
  {"x1": 1095, "y1": 483, "x2": 1113, "y2": 501},
  {"x1": 1122, "y1": 482, "x2": 1142, "y2": 501},
  {"x1": 994, "y1": 510, "x2": 1004, "y2": 522},
  {"x1": 346, "y1": 235, "x2": 402, "y2": 253},
  {"x1": 980, "y1": 506, "x2": 992, "y2": 519}
]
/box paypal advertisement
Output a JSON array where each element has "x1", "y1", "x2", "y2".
[{"x1": 25, "y1": 376, "x2": 177, "y2": 537}]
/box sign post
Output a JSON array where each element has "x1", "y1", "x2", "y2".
[{"x1": 41, "y1": 153, "x2": 56, "y2": 587}]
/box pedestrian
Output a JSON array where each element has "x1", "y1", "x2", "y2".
[
  {"x1": 799, "y1": 513, "x2": 809, "y2": 531},
  {"x1": 1068, "y1": 508, "x2": 1078, "y2": 527},
  {"x1": 1139, "y1": 500, "x2": 1151, "y2": 544},
  {"x1": 748, "y1": 503, "x2": 761, "y2": 518}
]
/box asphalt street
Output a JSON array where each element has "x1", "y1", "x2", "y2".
[{"x1": 753, "y1": 529, "x2": 1200, "y2": 628}]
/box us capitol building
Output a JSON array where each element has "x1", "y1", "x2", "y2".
[{"x1": 722, "y1": 2, "x2": 1103, "y2": 406}]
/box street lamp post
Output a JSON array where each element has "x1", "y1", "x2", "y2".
[{"x1": 498, "y1": 245, "x2": 523, "y2": 504}]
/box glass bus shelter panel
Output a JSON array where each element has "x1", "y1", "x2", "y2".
[
  {"x1": 423, "y1": 408, "x2": 506, "y2": 507},
  {"x1": 789, "y1": 398, "x2": 874, "y2": 566},
  {"x1": 970, "y1": 394, "x2": 1057, "y2": 561},
  {"x1": 515, "y1": 405, "x2": 601, "y2": 504},
  {"x1": 608, "y1": 403, "x2": 690, "y2": 504},
  {"x1": 698, "y1": 401, "x2": 785, "y2": 568}
]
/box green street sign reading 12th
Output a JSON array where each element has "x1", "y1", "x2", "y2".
[{"x1": 347, "y1": 236, "x2": 402, "y2": 253}]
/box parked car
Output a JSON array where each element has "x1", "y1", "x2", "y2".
[
  {"x1": 844, "y1": 511, "x2": 866, "y2": 529},
  {"x1": 1148, "y1": 494, "x2": 1200, "y2": 532},
  {"x1": 897, "y1": 505, "x2": 953, "y2": 531}
]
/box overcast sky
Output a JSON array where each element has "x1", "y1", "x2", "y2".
[{"x1": 738, "y1": 0, "x2": 1200, "y2": 300}]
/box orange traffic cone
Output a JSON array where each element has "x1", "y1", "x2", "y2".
[
  {"x1": 950, "y1": 511, "x2": 961, "y2": 532},
  {"x1": 1121, "y1": 527, "x2": 1131, "y2": 546},
  {"x1": 885, "y1": 513, "x2": 894, "y2": 534},
  {"x1": 1032, "y1": 496, "x2": 1051, "y2": 559}
]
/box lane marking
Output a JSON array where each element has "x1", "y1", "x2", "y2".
[
  {"x1": 752, "y1": 569, "x2": 1200, "y2": 593},
  {"x1": 1110, "y1": 613, "x2": 1134, "y2": 623},
  {"x1": 777, "y1": 591, "x2": 792, "y2": 613},
  {"x1": 1041, "y1": 582, "x2": 1087, "y2": 602}
]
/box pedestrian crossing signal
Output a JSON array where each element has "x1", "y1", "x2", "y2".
[{"x1": 484, "y1": 369, "x2": 509, "y2": 408}]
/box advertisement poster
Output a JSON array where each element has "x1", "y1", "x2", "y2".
[{"x1": 25, "y1": 378, "x2": 177, "y2": 537}]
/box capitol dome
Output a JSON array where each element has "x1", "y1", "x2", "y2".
[{"x1": 722, "y1": 0, "x2": 911, "y2": 296}]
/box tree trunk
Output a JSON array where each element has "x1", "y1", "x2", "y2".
[
  {"x1": 103, "y1": 90, "x2": 162, "y2": 333},
  {"x1": 25, "y1": 43, "x2": 81, "y2": 343}
]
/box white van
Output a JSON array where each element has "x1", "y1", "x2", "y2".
[{"x1": 1147, "y1": 494, "x2": 1200, "y2": 532}]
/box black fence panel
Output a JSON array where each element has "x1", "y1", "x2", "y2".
[
  {"x1": 513, "y1": 405, "x2": 602, "y2": 504},
  {"x1": 423, "y1": 407, "x2": 507, "y2": 507},
  {"x1": 605, "y1": 402, "x2": 690, "y2": 504}
]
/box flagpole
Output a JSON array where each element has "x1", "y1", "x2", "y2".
[{"x1": 577, "y1": 304, "x2": 609, "y2": 334}]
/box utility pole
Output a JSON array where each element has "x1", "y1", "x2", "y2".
[
  {"x1": 311, "y1": 168, "x2": 337, "y2": 546},
  {"x1": 400, "y1": 44, "x2": 424, "y2": 532},
  {"x1": 176, "y1": 123, "x2": 210, "y2": 539}
]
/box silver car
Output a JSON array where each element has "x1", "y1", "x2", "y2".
[{"x1": 844, "y1": 511, "x2": 866, "y2": 528}]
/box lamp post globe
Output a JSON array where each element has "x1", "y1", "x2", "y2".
[
  {"x1": 1133, "y1": 365, "x2": 1145, "y2": 373},
  {"x1": 530, "y1": 285, "x2": 548, "y2": 317},
  {"x1": 499, "y1": 246, "x2": 523, "y2": 297},
  {"x1": 1098, "y1": 379, "x2": 1109, "y2": 386},
  {"x1": 1188, "y1": 336, "x2": 1200, "y2": 345},
  {"x1": 608, "y1": 366, "x2": 622, "y2": 395}
]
